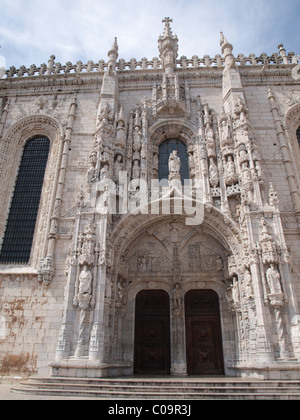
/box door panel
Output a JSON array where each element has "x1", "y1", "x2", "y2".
[
  {"x1": 134, "y1": 290, "x2": 171, "y2": 374},
  {"x1": 185, "y1": 290, "x2": 224, "y2": 375}
]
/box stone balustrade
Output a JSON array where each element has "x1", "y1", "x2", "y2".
[{"x1": 2, "y1": 51, "x2": 299, "y2": 79}]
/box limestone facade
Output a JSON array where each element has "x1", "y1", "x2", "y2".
[{"x1": 0, "y1": 19, "x2": 300, "y2": 379}]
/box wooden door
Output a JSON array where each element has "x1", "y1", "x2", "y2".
[
  {"x1": 185, "y1": 290, "x2": 224, "y2": 375},
  {"x1": 134, "y1": 290, "x2": 171, "y2": 374}
]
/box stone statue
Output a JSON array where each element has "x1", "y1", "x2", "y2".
[
  {"x1": 169, "y1": 150, "x2": 181, "y2": 174},
  {"x1": 100, "y1": 164, "x2": 109, "y2": 180},
  {"x1": 132, "y1": 160, "x2": 140, "y2": 179},
  {"x1": 209, "y1": 157, "x2": 219, "y2": 187},
  {"x1": 173, "y1": 283, "x2": 182, "y2": 310},
  {"x1": 266, "y1": 264, "x2": 283, "y2": 295},
  {"x1": 114, "y1": 155, "x2": 123, "y2": 177},
  {"x1": 87, "y1": 163, "x2": 96, "y2": 184},
  {"x1": 78, "y1": 265, "x2": 93, "y2": 296},
  {"x1": 244, "y1": 269, "x2": 254, "y2": 298},
  {"x1": 232, "y1": 277, "x2": 240, "y2": 304},
  {"x1": 226, "y1": 155, "x2": 235, "y2": 176}
]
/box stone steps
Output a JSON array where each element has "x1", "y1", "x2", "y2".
[{"x1": 12, "y1": 376, "x2": 300, "y2": 400}]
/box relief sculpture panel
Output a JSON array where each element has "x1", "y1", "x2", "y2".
[
  {"x1": 180, "y1": 234, "x2": 225, "y2": 274},
  {"x1": 126, "y1": 235, "x2": 172, "y2": 276}
]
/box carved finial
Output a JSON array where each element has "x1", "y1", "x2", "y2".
[
  {"x1": 220, "y1": 32, "x2": 225, "y2": 46},
  {"x1": 111, "y1": 37, "x2": 118, "y2": 53},
  {"x1": 107, "y1": 37, "x2": 119, "y2": 74},
  {"x1": 269, "y1": 182, "x2": 279, "y2": 207},
  {"x1": 220, "y1": 32, "x2": 235, "y2": 68},
  {"x1": 162, "y1": 17, "x2": 173, "y2": 33}
]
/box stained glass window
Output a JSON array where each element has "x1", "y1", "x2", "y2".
[
  {"x1": 0, "y1": 136, "x2": 50, "y2": 265},
  {"x1": 158, "y1": 139, "x2": 189, "y2": 184}
]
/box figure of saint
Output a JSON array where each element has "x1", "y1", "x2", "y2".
[
  {"x1": 266, "y1": 264, "x2": 283, "y2": 295},
  {"x1": 132, "y1": 160, "x2": 140, "y2": 179},
  {"x1": 87, "y1": 163, "x2": 96, "y2": 184},
  {"x1": 244, "y1": 269, "x2": 254, "y2": 298},
  {"x1": 133, "y1": 126, "x2": 142, "y2": 144},
  {"x1": 78, "y1": 265, "x2": 93, "y2": 296},
  {"x1": 221, "y1": 120, "x2": 229, "y2": 142},
  {"x1": 226, "y1": 155, "x2": 236, "y2": 176},
  {"x1": 232, "y1": 277, "x2": 240, "y2": 304},
  {"x1": 100, "y1": 164, "x2": 109, "y2": 180},
  {"x1": 169, "y1": 150, "x2": 181, "y2": 174},
  {"x1": 114, "y1": 155, "x2": 123, "y2": 177},
  {"x1": 209, "y1": 157, "x2": 219, "y2": 187},
  {"x1": 173, "y1": 283, "x2": 182, "y2": 310},
  {"x1": 115, "y1": 119, "x2": 126, "y2": 149}
]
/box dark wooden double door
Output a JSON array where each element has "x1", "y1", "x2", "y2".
[{"x1": 134, "y1": 290, "x2": 224, "y2": 376}]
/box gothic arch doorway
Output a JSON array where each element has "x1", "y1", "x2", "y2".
[
  {"x1": 185, "y1": 290, "x2": 224, "y2": 375},
  {"x1": 134, "y1": 290, "x2": 171, "y2": 375}
]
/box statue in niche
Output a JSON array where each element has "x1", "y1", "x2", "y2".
[
  {"x1": 87, "y1": 162, "x2": 96, "y2": 184},
  {"x1": 100, "y1": 164, "x2": 109, "y2": 180},
  {"x1": 221, "y1": 120, "x2": 230, "y2": 142},
  {"x1": 78, "y1": 265, "x2": 93, "y2": 297},
  {"x1": 226, "y1": 155, "x2": 235, "y2": 176},
  {"x1": 232, "y1": 276, "x2": 240, "y2": 304},
  {"x1": 173, "y1": 283, "x2": 183, "y2": 310},
  {"x1": 206, "y1": 126, "x2": 214, "y2": 141},
  {"x1": 169, "y1": 150, "x2": 181, "y2": 174},
  {"x1": 73, "y1": 265, "x2": 93, "y2": 310},
  {"x1": 138, "y1": 255, "x2": 148, "y2": 272},
  {"x1": 133, "y1": 126, "x2": 142, "y2": 144},
  {"x1": 209, "y1": 157, "x2": 219, "y2": 187},
  {"x1": 116, "y1": 278, "x2": 127, "y2": 305},
  {"x1": 266, "y1": 264, "x2": 283, "y2": 295},
  {"x1": 100, "y1": 148, "x2": 110, "y2": 164},
  {"x1": 241, "y1": 162, "x2": 252, "y2": 183},
  {"x1": 225, "y1": 155, "x2": 238, "y2": 185},
  {"x1": 132, "y1": 160, "x2": 140, "y2": 179},
  {"x1": 115, "y1": 118, "x2": 126, "y2": 149},
  {"x1": 114, "y1": 155, "x2": 123, "y2": 178},
  {"x1": 244, "y1": 269, "x2": 254, "y2": 298}
]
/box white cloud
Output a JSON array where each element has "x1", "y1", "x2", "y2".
[{"x1": 0, "y1": 0, "x2": 299, "y2": 68}]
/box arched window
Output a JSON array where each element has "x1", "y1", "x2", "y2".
[
  {"x1": 0, "y1": 136, "x2": 50, "y2": 265},
  {"x1": 297, "y1": 126, "x2": 300, "y2": 147},
  {"x1": 158, "y1": 138, "x2": 189, "y2": 184}
]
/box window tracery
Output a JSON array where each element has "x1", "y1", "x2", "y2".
[{"x1": 0, "y1": 136, "x2": 50, "y2": 265}]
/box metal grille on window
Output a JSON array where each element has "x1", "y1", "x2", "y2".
[
  {"x1": 0, "y1": 136, "x2": 50, "y2": 265},
  {"x1": 158, "y1": 138, "x2": 189, "y2": 184},
  {"x1": 297, "y1": 127, "x2": 300, "y2": 147}
]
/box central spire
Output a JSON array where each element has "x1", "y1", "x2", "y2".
[{"x1": 158, "y1": 17, "x2": 179, "y2": 74}]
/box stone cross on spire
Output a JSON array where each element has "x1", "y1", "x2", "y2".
[
  {"x1": 162, "y1": 17, "x2": 173, "y2": 24},
  {"x1": 162, "y1": 17, "x2": 173, "y2": 37},
  {"x1": 158, "y1": 17, "x2": 178, "y2": 73}
]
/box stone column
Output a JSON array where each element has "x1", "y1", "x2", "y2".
[
  {"x1": 170, "y1": 285, "x2": 187, "y2": 376},
  {"x1": 55, "y1": 212, "x2": 81, "y2": 361},
  {"x1": 88, "y1": 214, "x2": 108, "y2": 362},
  {"x1": 38, "y1": 93, "x2": 78, "y2": 284}
]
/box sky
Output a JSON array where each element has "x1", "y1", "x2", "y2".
[{"x1": 0, "y1": 0, "x2": 300, "y2": 69}]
